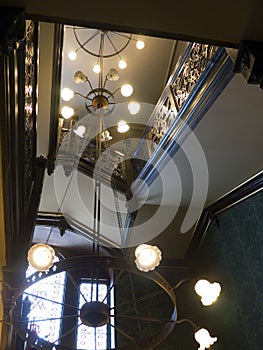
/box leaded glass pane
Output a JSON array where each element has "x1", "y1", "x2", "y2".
[
  {"x1": 23, "y1": 263, "x2": 66, "y2": 344},
  {"x1": 77, "y1": 282, "x2": 108, "y2": 350}
]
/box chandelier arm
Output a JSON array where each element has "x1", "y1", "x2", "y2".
[
  {"x1": 176, "y1": 318, "x2": 198, "y2": 329},
  {"x1": 112, "y1": 86, "x2": 121, "y2": 96},
  {"x1": 23, "y1": 291, "x2": 80, "y2": 310},
  {"x1": 109, "y1": 322, "x2": 140, "y2": 343},
  {"x1": 111, "y1": 314, "x2": 174, "y2": 324},
  {"x1": 101, "y1": 269, "x2": 124, "y2": 303},
  {"x1": 98, "y1": 32, "x2": 105, "y2": 90},
  {"x1": 172, "y1": 277, "x2": 192, "y2": 290},
  {"x1": 73, "y1": 27, "x2": 100, "y2": 55},
  {"x1": 74, "y1": 91, "x2": 90, "y2": 99},
  {"x1": 103, "y1": 75, "x2": 108, "y2": 89},
  {"x1": 15, "y1": 314, "x2": 79, "y2": 324},
  {"x1": 66, "y1": 271, "x2": 89, "y2": 304},
  {"x1": 51, "y1": 321, "x2": 82, "y2": 345},
  {"x1": 106, "y1": 32, "x2": 123, "y2": 60}
]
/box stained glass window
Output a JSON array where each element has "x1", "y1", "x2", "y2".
[
  {"x1": 77, "y1": 281, "x2": 114, "y2": 350},
  {"x1": 23, "y1": 261, "x2": 66, "y2": 344}
]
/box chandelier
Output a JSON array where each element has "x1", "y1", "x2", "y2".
[
  {"x1": 14, "y1": 26, "x2": 222, "y2": 350},
  {"x1": 60, "y1": 27, "x2": 144, "y2": 118}
]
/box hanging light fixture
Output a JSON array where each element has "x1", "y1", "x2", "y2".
[
  {"x1": 135, "y1": 244, "x2": 162, "y2": 272},
  {"x1": 27, "y1": 243, "x2": 55, "y2": 272},
  {"x1": 194, "y1": 328, "x2": 218, "y2": 349},
  {"x1": 194, "y1": 279, "x2": 221, "y2": 306},
  {"x1": 61, "y1": 28, "x2": 145, "y2": 116}
]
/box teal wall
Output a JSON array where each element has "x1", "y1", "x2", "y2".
[{"x1": 192, "y1": 189, "x2": 263, "y2": 350}]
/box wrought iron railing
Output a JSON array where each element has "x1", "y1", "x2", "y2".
[{"x1": 122, "y1": 42, "x2": 235, "y2": 247}]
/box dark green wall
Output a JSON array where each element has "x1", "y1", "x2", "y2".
[
  {"x1": 155, "y1": 188, "x2": 263, "y2": 349},
  {"x1": 191, "y1": 189, "x2": 263, "y2": 350}
]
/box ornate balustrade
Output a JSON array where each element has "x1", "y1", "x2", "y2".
[
  {"x1": 122, "y1": 42, "x2": 235, "y2": 247},
  {"x1": 131, "y1": 42, "x2": 235, "y2": 198}
]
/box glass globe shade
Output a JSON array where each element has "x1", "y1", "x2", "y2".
[
  {"x1": 128, "y1": 102, "x2": 141, "y2": 115},
  {"x1": 194, "y1": 328, "x2": 217, "y2": 350},
  {"x1": 135, "y1": 244, "x2": 162, "y2": 272},
  {"x1": 136, "y1": 40, "x2": 145, "y2": 50},
  {"x1": 195, "y1": 279, "x2": 221, "y2": 306},
  {"x1": 93, "y1": 64, "x2": 101, "y2": 73},
  {"x1": 117, "y1": 120, "x2": 130, "y2": 133},
  {"x1": 61, "y1": 106, "x2": 74, "y2": 119},
  {"x1": 118, "y1": 59, "x2": 127, "y2": 70},
  {"x1": 194, "y1": 279, "x2": 210, "y2": 296},
  {"x1": 121, "y1": 84, "x2": 133, "y2": 97},
  {"x1": 61, "y1": 88, "x2": 74, "y2": 101},
  {"x1": 107, "y1": 68, "x2": 119, "y2": 81},
  {"x1": 27, "y1": 243, "x2": 55, "y2": 272},
  {"x1": 68, "y1": 51, "x2": 77, "y2": 60},
  {"x1": 73, "y1": 125, "x2": 86, "y2": 138}
]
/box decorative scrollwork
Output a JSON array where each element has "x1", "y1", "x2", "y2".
[
  {"x1": 171, "y1": 43, "x2": 217, "y2": 110},
  {"x1": 24, "y1": 20, "x2": 37, "y2": 206}
]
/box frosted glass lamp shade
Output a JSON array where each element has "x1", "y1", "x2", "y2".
[
  {"x1": 117, "y1": 120, "x2": 130, "y2": 133},
  {"x1": 61, "y1": 106, "x2": 74, "y2": 119},
  {"x1": 120, "y1": 84, "x2": 133, "y2": 97},
  {"x1": 27, "y1": 243, "x2": 55, "y2": 271},
  {"x1": 194, "y1": 328, "x2": 217, "y2": 350},
  {"x1": 61, "y1": 88, "x2": 74, "y2": 101},
  {"x1": 135, "y1": 244, "x2": 162, "y2": 272},
  {"x1": 195, "y1": 279, "x2": 221, "y2": 306}
]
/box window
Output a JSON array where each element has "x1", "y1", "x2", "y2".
[
  {"x1": 23, "y1": 261, "x2": 66, "y2": 344},
  {"x1": 77, "y1": 280, "x2": 114, "y2": 350}
]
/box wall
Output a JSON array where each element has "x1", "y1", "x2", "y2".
[{"x1": 192, "y1": 189, "x2": 263, "y2": 350}]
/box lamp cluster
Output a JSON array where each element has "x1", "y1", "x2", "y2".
[{"x1": 60, "y1": 28, "x2": 144, "y2": 139}]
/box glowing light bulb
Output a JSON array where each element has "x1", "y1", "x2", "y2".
[
  {"x1": 61, "y1": 106, "x2": 74, "y2": 119},
  {"x1": 135, "y1": 244, "x2": 162, "y2": 272},
  {"x1": 93, "y1": 64, "x2": 101, "y2": 73},
  {"x1": 68, "y1": 51, "x2": 77, "y2": 60},
  {"x1": 195, "y1": 279, "x2": 221, "y2": 306},
  {"x1": 61, "y1": 88, "x2": 74, "y2": 101},
  {"x1": 136, "y1": 40, "x2": 145, "y2": 50},
  {"x1": 117, "y1": 120, "x2": 130, "y2": 133},
  {"x1": 194, "y1": 328, "x2": 217, "y2": 350},
  {"x1": 128, "y1": 102, "x2": 141, "y2": 115},
  {"x1": 121, "y1": 84, "x2": 133, "y2": 97},
  {"x1": 118, "y1": 59, "x2": 127, "y2": 70},
  {"x1": 74, "y1": 125, "x2": 86, "y2": 138},
  {"x1": 27, "y1": 243, "x2": 55, "y2": 271}
]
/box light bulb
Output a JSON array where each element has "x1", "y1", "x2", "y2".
[
  {"x1": 121, "y1": 84, "x2": 133, "y2": 97},
  {"x1": 118, "y1": 59, "x2": 127, "y2": 70},
  {"x1": 74, "y1": 125, "x2": 86, "y2": 138},
  {"x1": 135, "y1": 244, "x2": 162, "y2": 272},
  {"x1": 195, "y1": 279, "x2": 221, "y2": 306},
  {"x1": 93, "y1": 64, "x2": 101, "y2": 73},
  {"x1": 128, "y1": 101, "x2": 141, "y2": 115},
  {"x1": 61, "y1": 88, "x2": 74, "y2": 101},
  {"x1": 68, "y1": 51, "x2": 77, "y2": 60},
  {"x1": 27, "y1": 243, "x2": 55, "y2": 271},
  {"x1": 61, "y1": 106, "x2": 74, "y2": 119},
  {"x1": 194, "y1": 328, "x2": 217, "y2": 350},
  {"x1": 117, "y1": 120, "x2": 130, "y2": 133},
  {"x1": 136, "y1": 40, "x2": 145, "y2": 50}
]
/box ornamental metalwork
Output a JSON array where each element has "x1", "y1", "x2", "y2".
[
  {"x1": 24, "y1": 20, "x2": 37, "y2": 206},
  {"x1": 171, "y1": 43, "x2": 217, "y2": 110}
]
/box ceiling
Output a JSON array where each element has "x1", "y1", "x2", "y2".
[
  {"x1": 1, "y1": 3, "x2": 263, "y2": 350},
  {"x1": 2, "y1": 0, "x2": 263, "y2": 47},
  {"x1": 36, "y1": 21, "x2": 263, "y2": 258}
]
